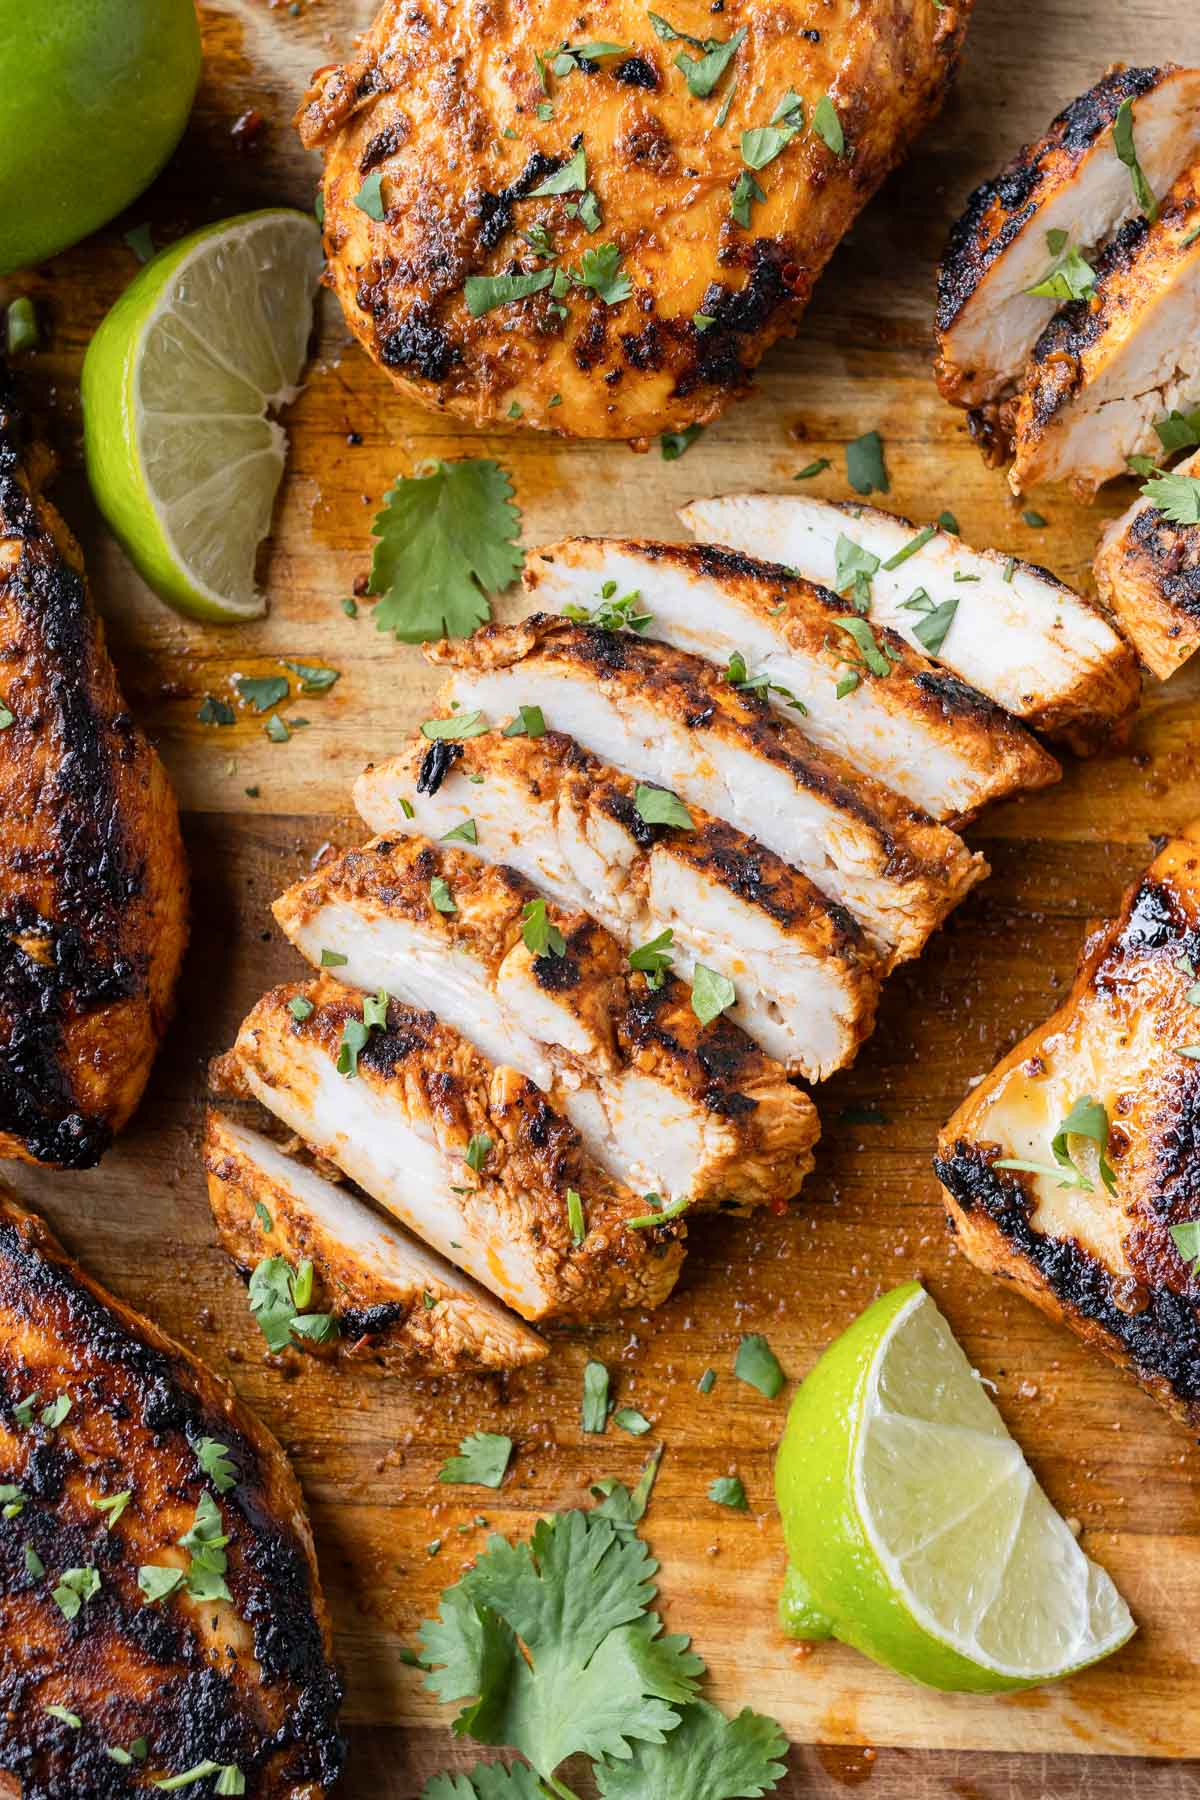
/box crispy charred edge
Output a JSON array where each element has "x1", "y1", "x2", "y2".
[
  {"x1": 549, "y1": 537, "x2": 1057, "y2": 755},
  {"x1": 0, "y1": 365, "x2": 178, "y2": 1170},
  {"x1": 443, "y1": 617, "x2": 973, "y2": 883},
  {"x1": 1122, "y1": 499, "x2": 1200, "y2": 620},
  {"x1": 935, "y1": 65, "x2": 1166, "y2": 337},
  {"x1": 0, "y1": 1194, "x2": 344, "y2": 1793},
  {"x1": 935, "y1": 1142, "x2": 1200, "y2": 1426},
  {"x1": 262, "y1": 983, "x2": 685, "y2": 1279}
]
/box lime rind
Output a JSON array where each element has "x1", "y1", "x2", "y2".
[
  {"x1": 82, "y1": 209, "x2": 322, "y2": 623},
  {"x1": 775, "y1": 1283, "x2": 1135, "y2": 1693}
]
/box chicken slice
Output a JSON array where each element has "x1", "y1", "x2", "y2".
[
  {"x1": 524, "y1": 538, "x2": 1059, "y2": 825},
  {"x1": 935, "y1": 834, "x2": 1200, "y2": 1430},
  {"x1": 1093, "y1": 448, "x2": 1200, "y2": 679},
  {"x1": 232, "y1": 978, "x2": 684, "y2": 1324},
  {"x1": 681, "y1": 492, "x2": 1141, "y2": 752},
  {"x1": 0, "y1": 1186, "x2": 342, "y2": 1796},
  {"x1": 1011, "y1": 161, "x2": 1200, "y2": 496},
  {"x1": 273, "y1": 837, "x2": 818, "y2": 1211},
  {"x1": 431, "y1": 619, "x2": 986, "y2": 964},
  {"x1": 354, "y1": 731, "x2": 879, "y2": 1081},
  {"x1": 935, "y1": 66, "x2": 1200, "y2": 414},
  {"x1": 0, "y1": 364, "x2": 188, "y2": 1168},
  {"x1": 205, "y1": 1112, "x2": 546, "y2": 1373},
  {"x1": 297, "y1": 0, "x2": 969, "y2": 443}
]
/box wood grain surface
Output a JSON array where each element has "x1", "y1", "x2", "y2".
[{"x1": 3, "y1": 0, "x2": 1200, "y2": 1792}]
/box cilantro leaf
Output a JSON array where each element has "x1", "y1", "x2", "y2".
[
  {"x1": 1141, "y1": 470, "x2": 1200, "y2": 525},
  {"x1": 811, "y1": 94, "x2": 844, "y2": 155},
  {"x1": 662, "y1": 423, "x2": 705, "y2": 460},
  {"x1": 576, "y1": 243, "x2": 632, "y2": 304},
  {"x1": 465, "y1": 269, "x2": 556, "y2": 318},
  {"x1": 440, "y1": 1432, "x2": 514, "y2": 1489},
  {"x1": 708, "y1": 1475, "x2": 748, "y2": 1510},
  {"x1": 353, "y1": 172, "x2": 386, "y2": 220},
  {"x1": 734, "y1": 1333, "x2": 785, "y2": 1398},
  {"x1": 834, "y1": 616, "x2": 893, "y2": 679},
  {"x1": 590, "y1": 1445, "x2": 662, "y2": 1529},
  {"x1": 195, "y1": 1438, "x2": 238, "y2": 1494},
  {"x1": 197, "y1": 694, "x2": 235, "y2": 727},
  {"x1": 674, "y1": 26, "x2": 745, "y2": 98},
  {"x1": 582, "y1": 1359, "x2": 610, "y2": 1432},
  {"x1": 634, "y1": 784, "x2": 694, "y2": 830},
  {"x1": 422, "y1": 1767, "x2": 545, "y2": 1800},
  {"x1": 235, "y1": 674, "x2": 289, "y2": 713},
  {"x1": 833, "y1": 533, "x2": 879, "y2": 611},
  {"x1": 52, "y1": 1566, "x2": 100, "y2": 1620},
  {"x1": 1170, "y1": 1219, "x2": 1200, "y2": 1277},
  {"x1": 730, "y1": 169, "x2": 765, "y2": 228},
  {"x1": 370, "y1": 461, "x2": 524, "y2": 642},
  {"x1": 1051, "y1": 1094, "x2": 1117, "y2": 1195},
  {"x1": 628, "y1": 928, "x2": 675, "y2": 988},
  {"x1": 420, "y1": 1509, "x2": 702, "y2": 1780},
  {"x1": 1025, "y1": 239, "x2": 1096, "y2": 302},
  {"x1": 596, "y1": 1699, "x2": 788, "y2": 1798},
  {"x1": 845, "y1": 430, "x2": 888, "y2": 495},
  {"x1": 521, "y1": 897, "x2": 566, "y2": 958},
  {"x1": 1112, "y1": 97, "x2": 1157, "y2": 222},
  {"x1": 691, "y1": 965, "x2": 735, "y2": 1026},
  {"x1": 502, "y1": 704, "x2": 546, "y2": 738},
  {"x1": 1154, "y1": 408, "x2": 1200, "y2": 452},
  {"x1": 900, "y1": 588, "x2": 958, "y2": 657},
  {"x1": 529, "y1": 145, "x2": 587, "y2": 195}
]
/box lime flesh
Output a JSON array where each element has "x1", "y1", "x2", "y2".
[
  {"x1": 775, "y1": 1283, "x2": 1134, "y2": 1692},
  {"x1": 0, "y1": 0, "x2": 201, "y2": 274},
  {"x1": 82, "y1": 210, "x2": 323, "y2": 622}
]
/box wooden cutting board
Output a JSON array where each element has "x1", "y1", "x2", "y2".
[{"x1": 5, "y1": 0, "x2": 1200, "y2": 1789}]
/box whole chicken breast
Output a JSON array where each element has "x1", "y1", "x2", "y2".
[
  {"x1": 524, "y1": 537, "x2": 1059, "y2": 822},
  {"x1": 355, "y1": 730, "x2": 880, "y2": 1080},
  {"x1": 204, "y1": 1112, "x2": 547, "y2": 1374},
  {"x1": 1093, "y1": 449, "x2": 1200, "y2": 680},
  {"x1": 1010, "y1": 161, "x2": 1200, "y2": 497},
  {"x1": 432, "y1": 618, "x2": 987, "y2": 962},
  {"x1": 273, "y1": 836, "x2": 818, "y2": 1211},
  {"x1": 0, "y1": 367, "x2": 187, "y2": 1169},
  {"x1": 233, "y1": 978, "x2": 685, "y2": 1323},
  {"x1": 935, "y1": 65, "x2": 1200, "y2": 417},
  {"x1": 0, "y1": 1187, "x2": 342, "y2": 1798},
  {"x1": 680, "y1": 492, "x2": 1141, "y2": 752},
  {"x1": 935, "y1": 836, "x2": 1200, "y2": 1430},
  {"x1": 296, "y1": 0, "x2": 969, "y2": 442}
]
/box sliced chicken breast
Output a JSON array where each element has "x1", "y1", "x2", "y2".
[
  {"x1": 523, "y1": 538, "x2": 1059, "y2": 825},
  {"x1": 354, "y1": 731, "x2": 879, "y2": 1080},
  {"x1": 936, "y1": 65, "x2": 1200, "y2": 412},
  {"x1": 205, "y1": 1112, "x2": 546, "y2": 1373},
  {"x1": 232, "y1": 978, "x2": 684, "y2": 1324},
  {"x1": 681, "y1": 493, "x2": 1141, "y2": 752},
  {"x1": 935, "y1": 834, "x2": 1200, "y2": 1430},
  {"x1": 1011, "y1": 162, "x2": 1200, "y2": 496},
  {"x1": 431, "y1": 620, "x2": 986, "y2": 964},
  {"x1": 273, "y1": 837, "x2": 818, "y2": 1211},
  {"x1": 1093, "y1": 448, "x2": 1200, "y2": 679}
]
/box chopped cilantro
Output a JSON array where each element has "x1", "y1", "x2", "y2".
[
  {"x1": 793, "y1": 458, "x2": 830, "y2": 480},
  {"x1": 708, "y1": 1475, "x2": 748, "y2": 1510},
  {"x1": 834, "y1": 615, "x2": 893, "y2": 678},
  {"x1": 234, "y1": 674, "x2": 288, "y2": 713},
  {"x1": 674, "y1": 26, "x2": 745, "y2": 98},
  {"x1": 564, "y1": 585, "x2": 652, "y2": 630},
  {"x1": 1022, "y1": 510, "x2": 1047, "y2": 528},
  {"x1": 882, "y1": 524, "x2": 935, "y2": 570},
  {"x1": 41, "y1": 1395, "x2": 72, "y2": 1430},
  {"x1": 627, "y1": 1192, "x2": 691, "y2": 1229},
  {"x1": 833, "y1": 533, "x2": 879, "y2": 611},
  {"x1": 442, "y1": 817, "x2": 479, "y2": 844},
  {"x1": 288, "y1": 995, "x2": 314, "y2": 1022},
  {"x1": 138, "y1": 1563, "x2": 186, "y2": 1604},
  {"x1": 91, "y1": 1490, "x2": 132, "y2": 1529},
  {"x1": 811, "y1": 93, "x2": 844, "y2": 155},
  {"x1": 730, "y1": 168, "x2": 765, "y2": 227},
  {"x1": 613, "y1": 1408, "x2": 652, "y2": 1436},
  {"x1": 421, "y1": 710, "x2": 489, "y2": 740},
  {"x1": 1025, "y1": 235, "x2": 1096, "y2": 301},
  {"x1": 521, "y1": 896, "x2": 567, "y2": 958},
  {"x1": 690, "y1": 964, "x2": 735, "y2": 1026},
  {"x1": 465, "y1": 1133, "x2": 493, "y2": 1173},
  {"x1": 197, "y1": 695, "x2": 235, "y2": 727},
  {"x1": 996, "y1": 1095, "x2": 1117, "y2": 1195},
  {"x1": 23, "y1": 1543, "x2": 43, "y2": 1577},
  {"x1": 430, "y1": 876, "x2": 457, "y2": 914},
  {"x1": 502, "y1": 703, "x2": 546, "y2": 737},
  {"x1": 530, "y1": 145, "x2": 587, "y2": 195},
  {"x1": 196, "y1": 1438, "x2": 238, "y2": 1494},
  {"x1": 353, "y1": 172, "x2": 386, "y2": 219},
  {"x1": 582, "y1": 1359, "x2": 610, "y2": 1432},
  {"x1": 576, "y1": 242, "x2": 632, "y2": 303},
  {"x1": 0, "y1": 1484, "x2": 24, "y2": 1520},
  {"x1": 43, "y1": 1705, "x2": 81, "y2": 1728},
  {"x1": 1170, "y1": 1220, "x2": 1200, "y2": 1276},
  {"x1": 628, "y1": 928, "x2": 675, "y2": 989},
  {"x1": 52, "y1": 1566, "x2": 100, "y2": 1620},
  {"x1": 661, "y1": 423, "x2": 706, "y2": 459},
  {"x1": 937, "y1": 509, "x2": 959, "y2": 533},
  {"x1": 845, "y1": 430, "x2": 888, "y2": 495},
  {"x1": 248, "y1": 1255, "x2": 338, "y2": 1351},
  {"x1": 1113, "y1": 97, "x2": 1157, "y2": 222},
  {"x1": 734, "y1": 1333, "x2": 785, "y2": 1398},
  {"x1": 567, "y1": 1186, "x2": 587, "y2": 1244},
  {"x1": 439, "y1": 1431, "x2": 513, "y2": 1489},
  {"x1": 634, "y1": 784, "x2": 694, "y2": 830},
  {"x1": 369, "y1": 459, "x2": 524, "y2": 641},
  {"x1": 465, "y1": 268, "x2": 555, "y2": 316},
  {"x1": 282, "y1": 659, "x2": 340, "y2": 693},
  {"x1": 900, "y1": 588, "x2": 958, "y2": 656},
  {"x1": 698, "y1": 1368, "x2": 716, "y2": 1395}
]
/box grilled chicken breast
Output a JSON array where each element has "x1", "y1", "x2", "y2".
[
  {"x1": 1093, "y1": 448, "x2": 1200, "y2": 680},
  {"x1": 205, "y1": 1112, "x2": 547, "y2": 1373},
  {"x1": 355, "y1": 731, "x2": 879, "y2": 1079},
  {"x1": 935, "y1": 65, "x2": 1200, "y2": 416},
  {"x1": 432, "y1": 618, "x2": 985, "y2": 962},
  {"x1": 0, "y1": 1187, "x2": 342, "y2": 1797},
  {"x1": 273, "y1": 836, "x2": 818, "y2": 1211},
  {"x1": 0, "y1": 367, "x2": 187, "y2": 1169},
  {"x1": 233, "y1": 978, "x2": 685, "y2": 1323},
  {"x1": 935, "y1": 836, "x2": 1200, "y2": 1430},
  {"x1": 524, "y1": 538, "x2": 1059, "y2": 823},
  {"x1": 1010, "y1": 161, "x2": 1200, "y2": 497},
  {"x1": 296, "y1": 0, "x2": 969, "y2": 443},
  {"x1": 681, "y1": 493, "x2": 1141, "y2": 752}
]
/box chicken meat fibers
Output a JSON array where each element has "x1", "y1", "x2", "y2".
[
  {"x1": 297, "y1": 0, "x2": 970, "y2": 442},
  {"x1": 0, "y1": 363, "x2": 187, "y2": 1169}
]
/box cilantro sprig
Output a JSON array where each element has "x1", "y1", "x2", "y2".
[
  {"x1": 368, "y1": 460, "x2": 525, "y2": 642},
  {"x1": 247, "y1": 1255, "x2": 339, "y2": 1351},
  {"x1": 418, "y1": 1492, "x2": 786, "y2": 1799},
  {"x1": 996, "y1": 1095, "x2": 1118, "y2": 1195}
]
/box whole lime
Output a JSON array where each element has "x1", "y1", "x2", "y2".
[{"x1": 0, "y1": 0, "x2": 201, "y2": 275}]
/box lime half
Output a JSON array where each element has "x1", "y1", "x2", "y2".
[
  {"x1": 775, "y1": 1283, "x2": 1134, "y2": 1692},
  {"x1": 82, "y1": 210, "x2": 323, "y2": 622}
]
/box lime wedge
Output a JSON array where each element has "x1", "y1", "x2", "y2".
[
  {"x1": 775, "y1": 1283, "x2": 1134, "y2": 1692},
  {"x1": 82, "y1": 210, "x2": 323, "y2": 622}
]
